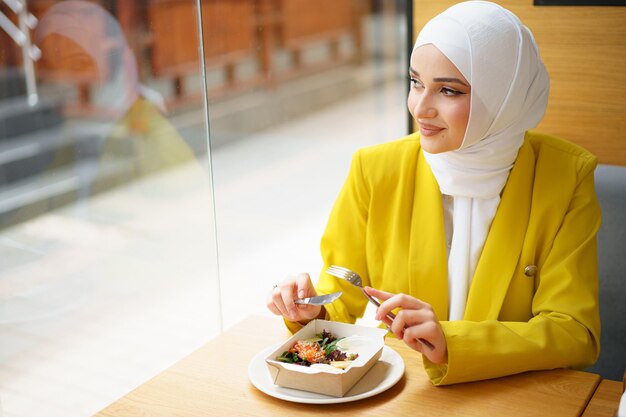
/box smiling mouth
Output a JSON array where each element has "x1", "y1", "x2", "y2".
[{"x1": 419, "y1": 124, "x2": 444, "y2": 136}]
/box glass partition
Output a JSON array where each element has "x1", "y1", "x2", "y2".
[
  {"x1": 0, "y1": 0, "x2": 409, "y2": 415},
  {"x1": 0, "y1": 1, "x2": 219, "y2": 416},
  {"x1": 205, "y1": 0, "x2": 409, "y2": 328}
]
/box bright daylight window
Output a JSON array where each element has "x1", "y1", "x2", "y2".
[{"x1": 0, "y1": 1, "x2": 408, "y2": 416}]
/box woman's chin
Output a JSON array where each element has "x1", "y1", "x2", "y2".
[
  {"x1": 420, "y1": 139, "x2": 448, "y2": 154},
  {"x1": 419, "y1": 135, "x2": 462, "y2": 154}
]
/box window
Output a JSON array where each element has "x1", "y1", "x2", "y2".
[{"x1": 0, "y1": 1, "x2": 408, "y2": 415}]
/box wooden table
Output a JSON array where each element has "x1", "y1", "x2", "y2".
[
  {"x1": 96, "y1": 315, "x2": 614, "y2": 417},
  {"x1": 581, "y1": 379, "x2": 623, "y2": 416}
]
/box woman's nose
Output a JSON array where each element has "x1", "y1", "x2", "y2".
[{"x1": 413, "y1": 92, "x2": 437, "y2": 119}]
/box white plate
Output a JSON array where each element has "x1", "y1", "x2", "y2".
[{"x1": 248, "y1": 345, "x2": 405, "y2": 404}]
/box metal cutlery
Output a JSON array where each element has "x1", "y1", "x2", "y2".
[
  {"x1": 326, "y1": 265, "x2": 435, "y2": 350},
  {"x1": 294, "y1": 291, "x2": 342, "y2": 306}
]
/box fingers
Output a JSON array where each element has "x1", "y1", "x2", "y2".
[
  {"x1": 280, "y1": 280, "x2": 299, "y2": 319},
  {"x1": 295, "y1": 272, "x2": 313, "y2": 299},
  {"x1": 402, "y1": 320, "x2": 447, "y2": 364},
  {"x1": 403, "y1": 335, "x2": 424, "y2": 353},
  {"x1": 363, "y1": 286, "x2": 394, "y2": 301},
  {"x1": 388, "y1": 306, "x2": 435, "y2": 339},
  {"x1": 372, "y1": 291, "x2": 426, "y2": 323},
  {"x1": 364, "y1": 288, "x2": 447, "y2": 363},
  {"x1": 266, "y1": 278, "x2": 294, "y2": 318},
  {"x1": 266, "y1": 273, "x2": 320, "y2": 322},
  {"x1": 266, "y1": 289, "x2": 282, "y2": 316},
  {"x1": 390, "y1": 307, "x2": 448, "y2": 364}
]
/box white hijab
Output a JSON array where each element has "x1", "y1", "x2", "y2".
[
  {"x1": 414, "y1": 1, "x2": 550, "y2": 320},
  {"x1": 35, "y1": 1, "x2": 166, "y2": 115}
]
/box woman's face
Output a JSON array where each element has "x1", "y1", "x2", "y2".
[{"x1": 407, "y1": 44, "x2": 471, "y2": 154}]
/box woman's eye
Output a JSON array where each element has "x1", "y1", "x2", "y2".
[
  {"x1": 441, "y1": 87, "x2": 462, "y2": 96},
  {"x1": 410, "y1": 78, "x2": 422, "y2": 88}
]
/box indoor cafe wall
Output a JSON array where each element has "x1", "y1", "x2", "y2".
[{"x1": 412, "y1": 0, "x2": 626, "y2": 166}]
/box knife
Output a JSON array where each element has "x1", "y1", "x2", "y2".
[{"x1": 294, "y1": 291, "x2": 342, "y2": 306}]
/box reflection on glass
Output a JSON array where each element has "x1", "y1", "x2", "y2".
[
  {"x1": 0, "y1": 0, "x2": 408, "y2": 415},
  {"x1": 0, "y1": 1, "x2": 218, "y2": 416},
  {"x1": 205, "y1": 0, "x2": 409, "y2": 328}
]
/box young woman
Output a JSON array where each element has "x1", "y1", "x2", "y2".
[{"x1": 267, "y1": 1, "x2": 601, "y2": 385}]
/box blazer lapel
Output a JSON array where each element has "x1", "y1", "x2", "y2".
[
  {"x1": 464, "y1": 140, "x2": 535, "y2": 321},
  {"x1": 408, "y1": 149, "x2": 449, "y2": 320}
]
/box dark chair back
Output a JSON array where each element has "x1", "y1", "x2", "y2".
[{"x1": 586, "y1": 164, "x2": 626, "y2": 381}]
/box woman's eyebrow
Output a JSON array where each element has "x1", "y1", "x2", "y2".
[
  {"x1": 433, "y1": 77, "x2": 469, "y2": 87},
  {"x1": 409, "y1": 67, "x2": 469, "y2": 87}
]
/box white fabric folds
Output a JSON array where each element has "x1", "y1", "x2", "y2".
[{"x1": 414, "y1": 1, "x2": 550, "y2": 320}]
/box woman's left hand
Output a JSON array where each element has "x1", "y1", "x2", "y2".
[{"x1": 364, "y1": 286, "x2": 448, "y2": 365}]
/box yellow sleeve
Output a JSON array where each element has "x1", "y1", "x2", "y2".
[{"x1": 425, "y1": 167, "x2": 601, "y2": 385}]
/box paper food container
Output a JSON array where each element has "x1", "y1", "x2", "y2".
[{"x1": 265, "y1": 319, "x2": 387, "y2": 397}]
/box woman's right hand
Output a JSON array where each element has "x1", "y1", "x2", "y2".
[{"x1": 266, "y1": 272, "x2": 323, "y2": 322}]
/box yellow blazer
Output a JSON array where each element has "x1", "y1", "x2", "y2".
[{"x1": 307, "y1": 131, "x2": 601, "y2": 385}]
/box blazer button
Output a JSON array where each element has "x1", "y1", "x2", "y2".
[{"x1": 524, "y1": 265, "x2": 537, "y2": 277}]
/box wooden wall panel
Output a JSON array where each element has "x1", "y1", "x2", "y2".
[
  {"x1": 280, "y1": 0, "x2": 354, "y2": 42},
  {"x1": 412, "y1": 0, "x2": 626, "y2": 166},
  {"x1": 148, "y1": 0, "x2": 255, "y2": 77}
]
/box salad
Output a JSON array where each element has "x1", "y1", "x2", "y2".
[{"x1": 276, "y1": 330, "x2": 358, "y2": 369}]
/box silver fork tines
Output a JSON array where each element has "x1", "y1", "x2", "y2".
[
  {"x1": 327, "y1": 265, "x2": 362, "y2": 287},
  {"x1": 327, "y1": 265, "x2": 381, "y2": 309}
]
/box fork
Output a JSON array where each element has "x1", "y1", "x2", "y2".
[{"x1": 326, "y1": 265, "x2": 435, "y2": 350}]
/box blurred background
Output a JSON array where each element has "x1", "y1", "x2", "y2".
[{"x1": 0, "y1": 1, "x2": 409, "y2": 416}]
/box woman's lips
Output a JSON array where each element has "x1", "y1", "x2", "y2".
[{"x1": 419, "y1": 123, "x2": 444, "y2": 137}]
